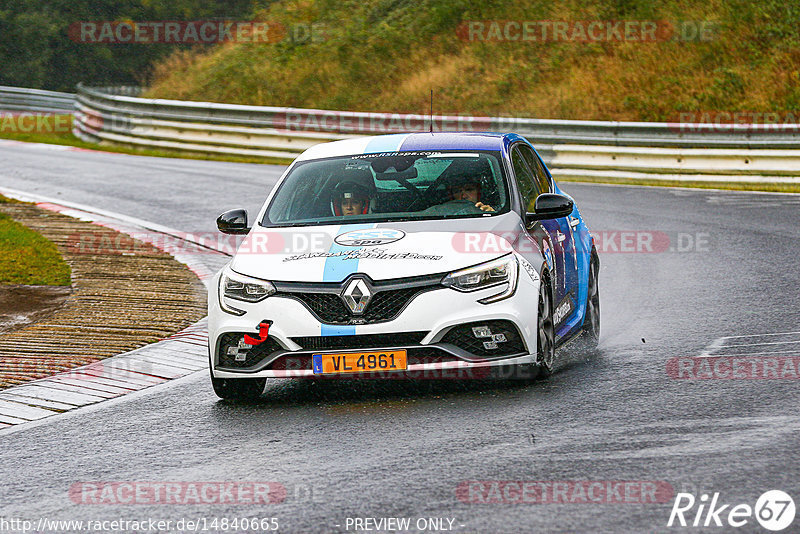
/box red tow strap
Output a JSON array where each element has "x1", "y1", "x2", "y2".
[{"x1": 244, "y1": 321, "x2": 271, "y2": 345}]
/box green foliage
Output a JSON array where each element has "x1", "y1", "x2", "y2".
[
  {"x1": 0, "y1": 211, "x2": 71, "y2": 286},
  {"x1": 0, "y1": 0, "x2": 266, "y2": 91},
  {"x1": 139, "y1": 0, "x2": 800, "y2": 119},
  {"x1": 6, "y1": 0, "x2": 800, "y2": 120}
]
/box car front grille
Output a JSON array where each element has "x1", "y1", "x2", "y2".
[
  {"x1": 440, "y1": 320, "x2": 526, "y2": 357},
  {"x1": 291, "y1": 331, "x2": 428, "y2": 351},
  {"x1": 274, "y1": 273, "x2": 444, "y2": 325}
]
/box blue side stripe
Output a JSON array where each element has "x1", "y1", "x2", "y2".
[
  {"x1": 322, "y1": 223, "x2": 376, "y2": 282},
  {"x1": 320, "y1": 223, "x2": 377, "y2": 336},
  {"x1": 363, "y1": 134, "x2": 409, "y2": 154},
  {"x1": 321, "y1": 324, "x2": 356, "y2": 336}
]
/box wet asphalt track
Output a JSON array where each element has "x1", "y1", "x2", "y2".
[{"x1": 1, "y1": 142, "x2": 800, "y2": 533}]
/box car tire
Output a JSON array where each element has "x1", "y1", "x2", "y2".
[
  {"x1": 534, "y1": 271, "x2": 556, "y2": 379},
  {"x1": 211, "y1": 377, "x2": 266, "y2": 400},
  {"x1": 576, "y1": 249, "x2": 600, "y2": 350}
]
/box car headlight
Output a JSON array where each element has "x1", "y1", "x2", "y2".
[
  {"x1": 218, "y1": 269, "x2": 276, "y2": 315},
  {"x1": 442, "y1": 254, "x2": 519, "y2": 304}
]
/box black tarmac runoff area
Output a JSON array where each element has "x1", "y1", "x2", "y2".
[{"x1": 1, "y1": 142, "x2": 800, "y2": 534}]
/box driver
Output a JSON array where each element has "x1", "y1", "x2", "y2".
[
  {"x1": 331, "y1": 181, "x2": 372, "y2": 216},
  {"x1": 445, "y1": 173, "x2": 495, "y2": 212}
]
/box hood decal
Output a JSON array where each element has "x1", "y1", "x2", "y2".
[
  {"x1": 322, "y1": 223, "x2": 377, "y2": 283},
  {"x1": 334, "y1": 228, "x2": 405, "y2": 247}
]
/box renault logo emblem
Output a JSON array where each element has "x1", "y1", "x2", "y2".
[{"x1": 341, "y1": 278, "x2": 372, "y2": 315}]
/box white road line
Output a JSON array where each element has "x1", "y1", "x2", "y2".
[
  {"x1": 715, "y1": 340, "x2": 800, "y2": 349},
  {"x1": 570, "y1": 180, "x2": 800, "y2": 196},
  {"x1": 704, "y1": 349, "x2": 800, "y2": 357},
  {"x1": 711, "y1": 331, "x2": 800, "y2": 340},
  {"x1": 698, "y1": 331, "x2": 800, "y2": 358},
  {"x1": 698, "y1": 337, "x2": 726, "y2": 357}
]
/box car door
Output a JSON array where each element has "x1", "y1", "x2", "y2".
[
  {"x1": 513, "y1": 143, "x2": 579, "y2": 337},
  {"x1": 509, "y1": 144, "x2": 563, "y2": 297}
]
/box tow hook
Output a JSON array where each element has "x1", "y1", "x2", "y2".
[{"x1": 243, "y1": 320, "x2": 272, "y2": 345}]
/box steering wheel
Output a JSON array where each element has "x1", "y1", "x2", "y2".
[{"x1": 446, "y1": 199, "x2": 484, "y2": 215}]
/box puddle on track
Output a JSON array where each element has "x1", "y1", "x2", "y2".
[{"x1": 0, "y1": 285, "x2": 71, "y2": 334}]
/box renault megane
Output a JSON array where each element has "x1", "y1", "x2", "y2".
[{"x1": 208, "y1": 132, "x2": 599, "y2": 399}]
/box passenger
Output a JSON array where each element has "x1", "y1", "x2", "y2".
[{"x1": 445, "y1": 174, "x2": 495, "y2": 212}]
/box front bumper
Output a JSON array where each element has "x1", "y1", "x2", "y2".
[{"x1": 208, "y1": 265, "x2": 541, "y2": 379}]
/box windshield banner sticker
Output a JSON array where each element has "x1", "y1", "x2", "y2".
[{"x1": 283, "y1": 247, "x2": 442, "y2": 262}]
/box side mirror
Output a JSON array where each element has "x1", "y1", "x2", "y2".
[
  {"x1": 525, "y1": 193, "x2": 574, "y2": 224},
  {"x1": 216, "y1": 209, "x2": 250, "y2": 234}
]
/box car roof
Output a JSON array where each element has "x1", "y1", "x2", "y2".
[{"x1": 295, "y1": 132, "x2": 521, "y2": 162}]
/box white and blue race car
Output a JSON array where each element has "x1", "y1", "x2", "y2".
[{"x1": 208, "y1": 132, "x2": 599, "y2": 399}]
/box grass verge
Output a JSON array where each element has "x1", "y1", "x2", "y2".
[
  {"x1": 0, "y1": 196, "x2": 72, "y2": 286},
  {"x1": 0, "y1": 124, "x2": 291, "y2": 165},
  {"x1": 557, "y1": 176, "x2": 800, "y2": 193}
]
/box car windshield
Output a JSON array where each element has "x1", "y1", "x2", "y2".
[{"x1": 261, "y1": 150, "x2": 509, "y2": 227}]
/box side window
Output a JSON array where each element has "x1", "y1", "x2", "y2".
[
  {"x1": 511, "y1": 146, "x2": 537, "y2": 212},
  {"x1": 518, "y1": 144, "x2": 551, "y2": 196}
]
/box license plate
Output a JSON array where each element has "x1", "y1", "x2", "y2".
[{"x1": 312, "y1": 350, "x2": 407, "y2": 375}]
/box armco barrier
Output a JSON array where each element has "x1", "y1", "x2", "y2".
[
  {"x1": 71, "y1": 84, "x2": 800, "y2": 182},
  {"x1": 0, "y1": 86, "x2": 76, "y2": 113},
  {"x1": 8, "y1": 84, "x2": 800, "y2": 183}
]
